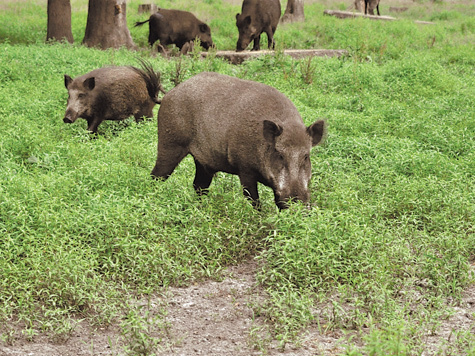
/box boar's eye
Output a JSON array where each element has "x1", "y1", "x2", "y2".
[
  {"x1": 302, "y1": 154, "x2": 311, "y2": 167},
  {"x1": 273, "y1": 151, "x2": 284, "y2": 165},
  {"x1": 78, "y1": 93, "x2": 86, "y2": 99}
]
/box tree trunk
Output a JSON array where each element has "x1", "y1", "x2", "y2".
[
  {"x1": 46, "y1": 0, "x2": 74, "y2": 43},
  {"x1": 83, "y1": 0, "x2": 136, "y2": 50},
  {"x1": 354, "y1": 0, "x2": 365, "y2": 13},
  {"x1": 281, "y1": 0, "x2": 305, "y2": 23}
]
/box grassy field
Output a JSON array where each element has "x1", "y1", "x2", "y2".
[{"x1": 0, "y1": 0, "x2": 474, "y2": 354}]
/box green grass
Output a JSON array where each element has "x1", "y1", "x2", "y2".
[{"x1": 1, "y1": 0, "x2": 474, "y2": 354}]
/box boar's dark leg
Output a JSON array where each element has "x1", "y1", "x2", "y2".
[
  {"x1": 193, "y1": 160, "x2": 215, "y2": 195},
  {"x1": 151, "y1": 146, "x2": 188, "y2": 180},
  {"x1": 266, "y1": 26, "x2": 276, "y2": 50},
  {"x1": 251, "y1": 35, "x2": 261, "y2": 51},
  {"x1": 86, "y1": 118, "x2": 101, "y2": 134},
  {"x1": 239, "y1": 175, "x2": 260, "y2": 209}
]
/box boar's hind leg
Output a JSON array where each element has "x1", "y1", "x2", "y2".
[
  {"x1": 266, "y1": 26, "x2": 276, "y2": 49},
  {"x1": 239, "y1": 174, "x2": 261, "y2": 209},
  {"x1": 193, "y1": 160, "x2": 215, "y2": 195},
  {"x1": 151, "y1": 146, "x2": 188, "y2": 180}
]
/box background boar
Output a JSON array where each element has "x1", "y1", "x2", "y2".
[
  {"x1": 365, "y1": 0, "x2": 381, "y2": 15},
  {"x1": 135, "y1": 9, "x2": 214, "y2": 54},
  {"x1": 151, "y1": 72, "x2": 325, "y2": 209},
  {"x1": 235, "y1": 0, "x2": 281, "y2": 52},
  {"x1": 63, "y1": 62, "x2": 164, "y2": 133}
]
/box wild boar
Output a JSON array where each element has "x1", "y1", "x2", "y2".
[
  {"x1": 135, "y1": 9, "x2": 214, "y2": 54},
  {"x1": 365, "y1": 0, "x2": 381, "y2": 15},
  {"x1": 235, "y1": 0, "x2": 281, "y2": 52},
  {"x1": 63, "y1": 62, "x2": 164, "y2": 133},
  {"x1": 150, "y1": 72, "x2": 325, "y2": 210}
]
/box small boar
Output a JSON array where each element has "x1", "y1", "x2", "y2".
[
  {"x1": 364, "y1": 0, "x2": 381, "y2": 15},
  {"x1": 235, "y1": 0, "x2": 281, "y2": 52},
  {"x1": 150, "y1": 72, "x2": 325, "y2": 209},
  {"x1": 63, "y1": 62, "x2": 164, "y2": 133},
  {"x1": 135, "y1": 9, "x2": 214, "y2": 54}
]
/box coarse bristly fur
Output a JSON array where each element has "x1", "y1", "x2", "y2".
[
  {"x1": 151, "y1": 72, "x2": 326, "y2": 210},
  {"x1": 63, "y1": 63, "x2": 164, "y2": 133},
  {"x1": 235, "y1": 0, "x2": 281, "y2": 52},
  {"x1": 130, "y1": 58, "x2": 166, "y2": 104},
  {"x1": 134, "y1": 8, "x2": 214, "y2": 53}
]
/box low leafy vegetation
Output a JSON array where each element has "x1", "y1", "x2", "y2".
[{"x1": 0, "y1": 0, "x2": 474, "y2": 354}]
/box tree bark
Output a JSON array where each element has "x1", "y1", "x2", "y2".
[
  {"x1": 83, "y1": 0, "x2": 136, "y2": 50},
  {"x1": 354, "y1": 0, "x2": 365, "y2": 13},
  {"x1": 46, "y1": 0, "x2": 74, "y2": 43},
  {"x1": 281, "y1": 0, "x2": 305, "y2": 23}
]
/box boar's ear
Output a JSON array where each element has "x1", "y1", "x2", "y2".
[
  {"x1": 64, "y1": 75, "x2": 73, "y2": 89},
  {"x1": 263, "y1": 120, "x2": 283, "y2": 144},
  {"x1": 307, "y1": 120, "x2": 326, "y2": 146},
  {"x1": 199, "y1": 23, "x2": 209, "y2": 33},
  {"x1": 236, "y1": 13, "x2": 240, "y2": 21},
  {"x1": 83, "y1": 77, "x2": 95, "y2": 91},
  {"x1": 244, "y1": 15, "x2": 251, "y2": 25}
]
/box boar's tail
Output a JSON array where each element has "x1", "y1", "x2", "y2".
[
  {"x1": 134, "y1": 19, "x2": 150, "y2": 27},
  {"x1": 131, "y1": 58, "x2": 167, "y2": 105}
]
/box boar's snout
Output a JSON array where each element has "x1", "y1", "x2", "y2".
[
  {"x1": 63, "y1": 109, "x2": 78, "y2": 124},
  {"x1": 274, "y1": 185, "x2": 311, "y2": 210},
  {"x1": 236, "y1": 39, "x2": 248, "y2": 52},
  {"x1": 201, "y1": 40, "x2": 214, "y2": 50}
]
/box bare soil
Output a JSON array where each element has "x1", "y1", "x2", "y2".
[
  {"x1": 1, "y1": 260, "x2": 474, "y2": 356},
  {"x1": 0, "y1": 260, "x2": 344, "y2": 355}
]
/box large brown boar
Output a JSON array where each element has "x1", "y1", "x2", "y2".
[
  {"x1": 151, "y1": 72, "x2": 325, "y2": 210},
  {"x1": 63, "y1": 63, "x2": 163, "y2": 133},
  {"x1": 235, "y1": 0, "x2": 281, "y2": 52},
  {"x1": 135, "y1": 8, "x2": 214, "y2": 53}
]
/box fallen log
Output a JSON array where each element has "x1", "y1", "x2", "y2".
[
  {"x1": 200, "y1": 49, "x2": 348, "y2": 65},
  {"x1": 324, "y1": 10, "x2": 397, "y2": 21}
]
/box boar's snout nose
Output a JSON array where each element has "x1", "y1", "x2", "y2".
[
  {"x1": 275, "y1": 191, "x2": 310, "y2": 210},
  {"x1": 63, "y1": 111, "x2": 78, "y2": 124}
]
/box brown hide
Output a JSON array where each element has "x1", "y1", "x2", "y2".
[
  {"x1": 236, "y1": 0, "x2": 281, "y2": 51},
  {"x1": 63, "y1": 66, "x2": 161, "y2": 133},
  {"x1": 151, "y1": 72, "x2": 325, "y2": 209},
  {"x1": 135, "y1": 8, "x2": 214, "y2": 51}
]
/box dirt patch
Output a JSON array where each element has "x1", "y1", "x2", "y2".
[
  {"x1": 157, "y1": 260, "x2": 344, "y2": 355},
  {"x1": 1, "y1": 261, "x2": 474, "y2": 355},
  {"x1": 0, "y1": 260, "x2": 343, "y2": 356}
]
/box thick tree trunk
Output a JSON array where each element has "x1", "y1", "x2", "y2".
[
  {"x1": 354, "y1": 0, "x2": 365, "y2": 13},
  {"x1": 46, "y1": 0, "x2": 74, "y2": 43},
  {"x1": 281, "y1": 0, "x2": 305, "y2": 23},
  {"x1": 83, "y1": 0, "x2": 136, "y2": 50}
]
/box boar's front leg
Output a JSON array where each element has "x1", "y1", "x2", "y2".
[
  {"x1": 193, "y1": 159, "x2": 215, "y2": 195},
  {"x1": 251, "y1": 35, "x2": 261, "y2": 51},
  {"x1": 86, "y1": 118, "x2": 102, "y2": 133},
  {"x1": 239, "y1": 174, "x2": 261, "y2": 209}
]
